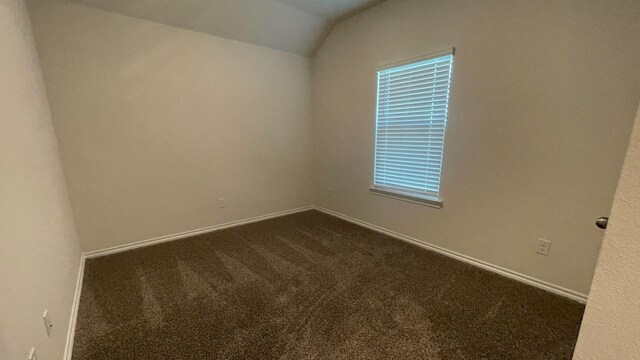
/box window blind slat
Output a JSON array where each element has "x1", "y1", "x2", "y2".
[
  {"x1": 376, "y1": 141, "x2": 445, "y2": 148},
  {"x1": 379, "y1": 60, "x2": 451, "y2": 77},
  {"x1": 375, "y1": 173, "x2": 443, "y2": 185},
  {"x1": 378, "y1": 109, "x2": 449, "y2": 118},
  {"x1": 377, "y1": 142, "x2": 445, "y2": 149},
  {"x1": 380, "y1": 58, "x2": 451, "y2": 77},
  {"x1": 378, "y1": 117, "x2": 447, "y2": 124},
  {"x1": 380, "y1": 63, "x2": 450, "y2": 84},
  {"x1": 375, "y1": 169, "x2": 442, "y2": 182},
  {"x1": 378, "y1": 111, "x2": 448, "y2": 118},
  {"x1": 379, "y1": 102, "x2": 449, "y2": 110},
  {"x1": 377, "y1": 125, "x2": 446, "y2": 130},
  {"x1": 380, "y1": 74, "x2": 450, "y2": 86},
  {"x1": 377, "y1": 136, "x2": 445, "y2": 142},
  {"x1": 375, "y1": 159, "x2": 442, "y2": 170},
  {"x1": 378, "y1": 90, "x2": 450, "y2": 104},
  {"x1": 379, "y1": 73, "x2": 451, "y2": 91},
  {"x1": 378, "y1": 120, "x2": 447, "y2": 125},
  {"x1": 376, "y1": 167, "x2": 441, "y2": 179},
  {"x1": 377, "y1": 129, "x2": 445, "y2": 135},
  {"x1": 374, "y1": 53, "x2": 453, "y2": 198},
  {"x1": 379, "y1": 98, "x2": 449, "y2": 110},
  {"x1": 379, "y1": 96, "x2": 449, "y2": 107},
  {"x1": 376, "y1": 151, "x2": 444, "y2": 160},
  {"x1": 376, "y1": 153, "x2": 443, "y2": 164},
  {"x1": 376, "y1": 156, "x2": 443, "y2": 166},
  {"x1": 379, "y1": 82, "x2": 450, "y2": 97},
  {"x1": 374, "y1": 174, "x2": 441, "y2": 188},
  {"x1": 378, "y1": 89, "x2": 450, "y2": 104},
  {"x1": 379, "y1": 105, "x2": 449, "y2": 114}
]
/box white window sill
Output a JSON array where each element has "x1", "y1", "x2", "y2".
[{"x1": 369, "y1": 187, "x2": 443, "y2": 209}]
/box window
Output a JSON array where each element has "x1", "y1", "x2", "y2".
[{"x1": 371, "y1": 49, "x2": 454, "y2": 208}]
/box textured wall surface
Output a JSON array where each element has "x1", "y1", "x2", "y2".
[
  {"x1": 312, "y1": 0, "x2": 640, "y2": 295},
  {"x1": 573, "y1": 103, "x2": 640, "y2": 358},
  {"x1": 29, "y1": 0, "x2": 315, "y2": 252},
  {"x1": 0, "y1": 0, "x2": 82, "y2": 358}
]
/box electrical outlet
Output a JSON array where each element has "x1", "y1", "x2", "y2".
[
  {"x1": 28, "y1": 347, "x2": 37, "y2": 360},
  {"x1": 42, "y1": 309, "x2": 53, "y2": 337},
  {"x1": 536, "y1": 239, "x2": 552, "y2": 256},
  {"x1": 218, "y1": 198, "x2": 225, "y2": 209}
]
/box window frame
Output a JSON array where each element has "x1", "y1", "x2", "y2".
[{"x1": 370, "y1": 48, "x2": 455, "y2": 209}]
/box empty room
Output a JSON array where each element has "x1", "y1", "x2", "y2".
[{"x1": 2, "y1": 0, "x2": 640, "y2": 359}]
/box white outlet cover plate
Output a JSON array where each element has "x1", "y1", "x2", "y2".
[{"x1": 537, "y1": 238, "x2": 552, "y2": 256}]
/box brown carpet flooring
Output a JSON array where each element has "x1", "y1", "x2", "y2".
[{"x1": 73, "y1": 210, "x2": 584, "y2": 359}]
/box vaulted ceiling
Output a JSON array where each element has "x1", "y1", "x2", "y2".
[{"x1": 63, "y1": 0, "x2": 384, "y2": 56}]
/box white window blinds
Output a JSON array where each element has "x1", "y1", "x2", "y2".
[{"x1": 373, "y1": 51, "x2": 453, "y2": 201}]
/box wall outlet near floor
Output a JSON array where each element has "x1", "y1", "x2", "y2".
[
  {"x1": 218, "y1": 198, "x2": 225, "y2": 209},
  {"x1": 42, "y1": 309, "x2": 53, "y2": 337},
  {"x1": 28, "y1": 347, "x2": 38, "y2": 360},
  {"x1": 536, "y1": 239, "x2": 552, "y2": 256}
]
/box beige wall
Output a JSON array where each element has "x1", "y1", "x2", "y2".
[
  {"x1": 28, "y1": 0, "x2": 315, "y2": 252},
  {"x1": 573, "y1": 103, "x2": 640, "y2": 358},
  {"x1": 313, "y1": 0, "x2": 640, "y2": 295},
  {"x1": 64, "y1": 0, "x2": 328, "y2": 56},
  {"x1": 0, "y1": 0, "x2": 82, "y2": 359}
]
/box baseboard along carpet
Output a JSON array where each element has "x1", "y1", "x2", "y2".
[{"x1": 73, "y1": 210, "x2": 584, "y2": 359}]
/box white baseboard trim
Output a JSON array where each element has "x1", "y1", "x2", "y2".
[
  {"x1": 64, "y1": 205, "x2": 315, "y2": 358},
  {"x1": 63, "y1": 254, "x2": 85, "y2": 360},
  {"x1": 314, "y1": 206, "x2": 588, "y2": 303},
  {"x1": 65, "y1": 203, "x2": 585, "y2": 358},
  {"x1": 83, "y1": 205, "x2": 315, "y2": 259}
]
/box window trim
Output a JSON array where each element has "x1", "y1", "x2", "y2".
[
  {"x1": 370, "y1": 47, "x2": 454, "y2": 208},
  {"x1": 370, "y1": 186, "x2": 443, "y2": 208}
]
